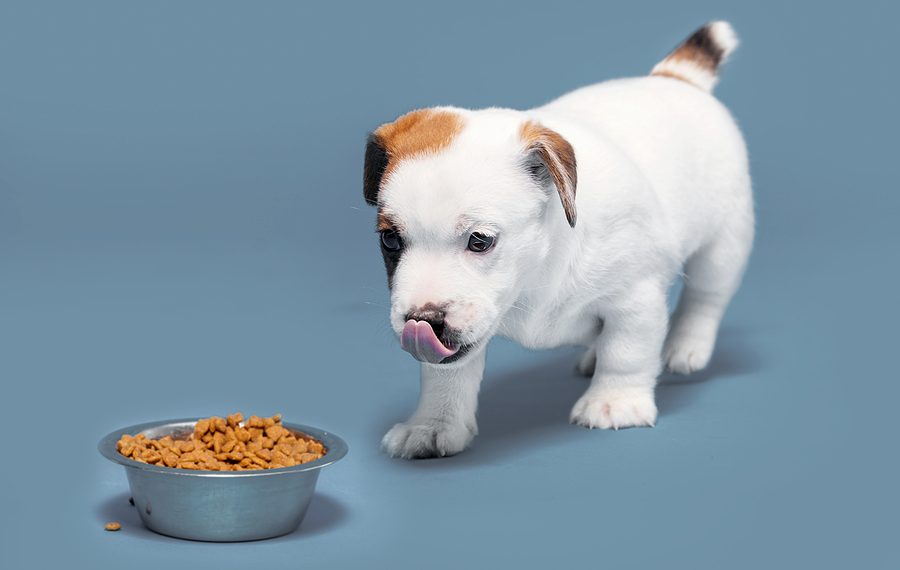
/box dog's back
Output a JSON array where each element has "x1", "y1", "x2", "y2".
[{"x1": 536, "y1": 21, "x2": 752, "y2": 262}]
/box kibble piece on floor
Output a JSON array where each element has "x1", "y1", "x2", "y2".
[{"x1": 104, "y1": 522, "x2": 121, "y2": 531}]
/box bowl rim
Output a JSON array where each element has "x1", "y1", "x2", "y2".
[{"x1": 98, "y1": 418, "x2": 348, "y2": 477}]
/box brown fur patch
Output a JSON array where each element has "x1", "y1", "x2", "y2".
[
  {"x1": 520, "y1": 121, "x2": 578, "y2": 227},
  {"x1": 376, "y1": 211, "x2": 394, "y2": 232},
  {"x1": 375, "y1": 109, "x2": 464, "y2": 182},
  {"x1": 663, "y1": 42, "x2": 718, "y2": 72},
  {"x1": 651, "y1": 24, "x2": 724, "y2": 83},
  {"x1": 650, "y1": 69, "x2": 693, "y2": 84}
]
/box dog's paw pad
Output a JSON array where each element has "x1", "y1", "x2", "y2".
[
  {"x1": 381, "y1": 420, "x2": 475, "y2": 459},
  {"x1": 570, "y1": 386, "x2": 657, "y2": 430}
]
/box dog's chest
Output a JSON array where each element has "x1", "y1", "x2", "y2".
[{"x1": 498, "y1": 297, "x2": 600, "y2": 350}]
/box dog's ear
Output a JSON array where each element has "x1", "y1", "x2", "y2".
[
  {"x1": 520, "y1": 121, "x2": 577, "y2": 227},
  {"x1": 364, "y1": 133, "x2": 389, "y2": 206}
]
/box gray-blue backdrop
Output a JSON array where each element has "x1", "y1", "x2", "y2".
[{"x1": 2, "y1": 0, "x2": 897, "y2": 568}]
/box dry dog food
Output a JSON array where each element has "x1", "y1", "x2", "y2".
[
  {"x1": 116, "y1": 413, "x2": 326, "y2": 471},
  {"x1": 104, "y1": 522, "x2": 121, "y2": 531}
]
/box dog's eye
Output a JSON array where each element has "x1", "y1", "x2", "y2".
[
  {"x1": 380, "y1": 230, "x2": 402, "y2": 252},
  {"x1": 467, "y1": 232, "x2": 495, "y2": 253}
]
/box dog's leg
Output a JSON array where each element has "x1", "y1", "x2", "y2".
[
  {"x1": 665, "y1": 221, "x2": 753, "y2": 374},
  {"x1": 575, "y1": 345, "x2": 598, "y2": 377},
  {"x1": 382, "y1": 350, "x2": 485, "y2": 459},
  {"x1": 570, "y1": 281, "x2": 667, "y2": 429}
]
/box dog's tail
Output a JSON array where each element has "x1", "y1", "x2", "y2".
[{"x1": 650, "y1": 21, "x2": 738, "y2": 92}]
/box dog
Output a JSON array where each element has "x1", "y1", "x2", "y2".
[{"x1": 363, "y1": 21, "x2": 753, "y2": 458}]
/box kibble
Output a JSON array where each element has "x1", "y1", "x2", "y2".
[
  {"x1": 116, "y1": 413, "x2": 326, "y2": 471},
  {"x1": 104, "y1": 522, "x2": 121, "y2": 531}
]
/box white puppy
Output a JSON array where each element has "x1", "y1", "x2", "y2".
[{"x1": 364, "y1": 22, "x2": 753, "y2": 458}]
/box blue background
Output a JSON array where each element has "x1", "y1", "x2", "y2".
[{"x1": 2, "y1": 0, "x2": 898, "y2": 568}]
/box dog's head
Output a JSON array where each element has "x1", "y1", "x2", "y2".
[{"x1": 364, "y1": 107, "x2": 577, "y2": 365}]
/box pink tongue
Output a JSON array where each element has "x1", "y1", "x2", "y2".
[{"x1": 400, "y1": 320, "x2": 458, "y2": 364}]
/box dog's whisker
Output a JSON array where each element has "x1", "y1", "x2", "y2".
[
  {"x1": 507, "y1": 303, "x2": 536, "y2": 316},
  {"x1": 515, "y1": 284, "x2": 556, "y2": 293}
]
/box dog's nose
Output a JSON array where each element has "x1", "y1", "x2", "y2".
[{"x1": 406, "y1": 304, "x2": 446, "y2": 336}]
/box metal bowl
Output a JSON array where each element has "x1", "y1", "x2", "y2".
[{"x1": 98, "y1": 418, "x2": 348, "y2": 542}]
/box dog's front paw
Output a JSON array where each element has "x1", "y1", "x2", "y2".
[
  {"x1": 381, "y1": 419, "x2": 476, "y2": 459},
  {"x1": 570, "y1": 385, "x2": 657, "y2": 430}
]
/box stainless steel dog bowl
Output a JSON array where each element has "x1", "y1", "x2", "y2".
[{"x1": 98, "y1": 418, "x2": 348, "y2": 542}]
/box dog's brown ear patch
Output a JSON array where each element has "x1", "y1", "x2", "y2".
[
  {"x1": 363, "y1": 109, "x2": 463, "y2": 206},
  {"x1": 520, "y1": 121, "x2": 578, "y2": 227}
]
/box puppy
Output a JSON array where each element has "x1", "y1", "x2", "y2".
[{"x1": 364, "y1": 22, "x2": 753, "y2": 458}]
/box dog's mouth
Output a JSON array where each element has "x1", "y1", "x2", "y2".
[{"x1": 400, "y1": 320, "x2": 474, "y2": 364}]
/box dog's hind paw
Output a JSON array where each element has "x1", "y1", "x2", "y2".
[
  {"x1": 570, "y1": 385, "x2": 657, "y2": 430},
  {"x1": 381, "y1": 419, "x2": 476, "y2": 459},
  {"x1": 664, "y1": 332, "x2": 715, "y2": 375}
]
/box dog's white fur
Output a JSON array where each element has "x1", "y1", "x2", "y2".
[{"x1": 374, "y1": 22, "x2": 753, "y2": 458}]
